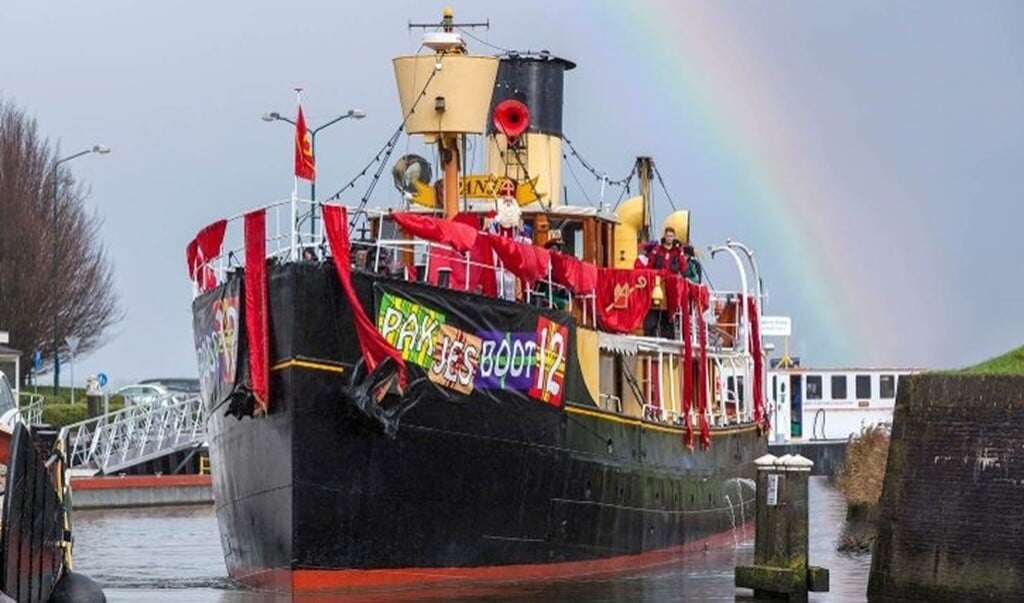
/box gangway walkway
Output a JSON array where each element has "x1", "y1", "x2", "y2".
[
  {"x1": 18, "y1": 392, "x2": 44, "y2": 426},
  {"x1": 58, "y1": 394, "x2": 206, "y2": 475}
]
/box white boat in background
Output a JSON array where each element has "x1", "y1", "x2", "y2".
[{"x1": 767, "y1": 365, "x2": 921, "y2": 444}]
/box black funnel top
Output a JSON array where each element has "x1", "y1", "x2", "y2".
[{"x1": 487, "y1": 51, "x2": 576, "y2": 139}]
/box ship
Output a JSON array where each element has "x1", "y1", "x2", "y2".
[
  {"x1": 765, "y1": 352, "x2": 920, "y2": 474},
  {"x1": 188, "y1": 9, "x2": 770, "y2": 596}
]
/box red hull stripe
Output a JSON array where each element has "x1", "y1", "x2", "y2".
[
  {"x1": 231, "y1": 526, "x2": 748, "y2": 594},
  {"x1": 71, "y1": 475, "x2": 211, "y2": 490}
]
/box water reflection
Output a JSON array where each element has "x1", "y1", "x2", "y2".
[{"x1": 72, "y1": 477, "x2": 868, "y2": 602}]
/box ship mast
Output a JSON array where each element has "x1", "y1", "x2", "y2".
[
  {"x1": 400, "y1": 8, "x2": 496, "y2": 219},
  {"x1": 635, "y1": 156, "x2": 654, "y2": 242}
]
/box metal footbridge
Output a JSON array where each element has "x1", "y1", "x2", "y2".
[{"x1": 55, "y1": 394, "x2": 206, "y2": 475}]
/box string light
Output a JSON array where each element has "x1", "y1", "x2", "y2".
[{"x1": 563, "y1": 136, "x2": 634, "y2": 187}]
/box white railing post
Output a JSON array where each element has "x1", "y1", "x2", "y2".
[{"x1": 290, "y1": 193, "x2": 299, "y2": 260}]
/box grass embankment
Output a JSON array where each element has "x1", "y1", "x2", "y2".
[
  {"x1": 19, "y1": 386, "x2": 125, "y2": 429},
  {"x1": 834, "y1": 424, "x2": 890, "y2": 553},
  {"x1": 955, "y1": 345, "x2": 1024, "y2": 375}
]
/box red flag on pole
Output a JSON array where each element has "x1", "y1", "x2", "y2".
[{"x1": 294, "y1": 105, "x2": 315, "y2": 181}]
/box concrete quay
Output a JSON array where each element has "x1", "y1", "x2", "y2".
[{"x1": 70, "y1": 474, "x2": 212, "y2": 509}]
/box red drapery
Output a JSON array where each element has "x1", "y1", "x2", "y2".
[
  {"x1": 662, "y1": 273, "x2": 688, "y2": 315},
  {"x1": 484, "y1": 233, "x2": 550, "y2": 287},
  {"x1": 747, "y1": 296, "x2": 769, "y2": 432},
  {"x1": 692, "y1": 282, "x2": 711, "y2": 448},
  {"x1": 427, "y1": 245, "x2": 469, "y2": 289},
  {"x1": 427, "y1": 235, "x2": 499, "y2": 295},
  {"x1": 679, "y1": 282, "x2": 694, "y2": 448},
  {"x1": 322, "y1": 204, "x2": 408, "y2": 387},
  {"x1": 392, "y1": 212, "x2": 479, "y2": 252},
  {"x1": 185, "y1": 219, "x2": 227, "y2": 291},
  {"x1": 550, "y1": 252, "x2": 598, "y2": 294},
  {"x1": 467, "y1": 236, "x2": 497, "y2": 295},
  {"x1": 596, "y1": 268, "x2": 655, "y2": 333},
  {"x1": 243, "y1": 211, "x2": 269, "y2": 414}
]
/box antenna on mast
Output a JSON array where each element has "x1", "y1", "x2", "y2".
[{"x1": 408, "y1": 7, "x2": 489, "y2": 32}]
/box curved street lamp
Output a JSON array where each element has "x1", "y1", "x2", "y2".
[
  {"x1": 52, "y1": 145, "x2": 111, "y2": 393},
  {"x1": 261, "y1": 108, "x2": 366, "y2": 203}
]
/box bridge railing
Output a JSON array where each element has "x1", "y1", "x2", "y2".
[
  {"x1": 18, "y1": 392, "x2": 44, "y2": 426},
  {"x1": 58, "y1": 393, "x2": 206, "y2": 474}
]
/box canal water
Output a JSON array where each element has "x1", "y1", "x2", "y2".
[{"x1": 72, "y1": 477, "x2": 868, "y2": 602}]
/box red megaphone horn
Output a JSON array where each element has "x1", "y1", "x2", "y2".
[{"x1": 493, "y1": 99, "x2": 530, "y2": 139}]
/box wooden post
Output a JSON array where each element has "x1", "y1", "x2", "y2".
[
  {"x1": 735, "y1": 453, "x2": 830, "y2": 601},
  {"x1": 442, "y1": 134, "x2": 460, "y2": 220}
]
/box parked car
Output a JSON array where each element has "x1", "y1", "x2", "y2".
[
  {"x1": 115, "y1": 383, "x2": 176, "y2": 407},
  {"x1": 137, "y1": 378, "x2": 200, "y2": 396}
]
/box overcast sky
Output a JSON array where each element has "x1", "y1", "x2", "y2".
[{"x1": 2, "y1": 1, "x2": 1022, "y2": 388}]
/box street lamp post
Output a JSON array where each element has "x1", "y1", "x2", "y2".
[
  {"x1": 261, "y1": 108, "x2": 365, "y2": 237},
  {"x1": 52, "y1": 145, "x2": 111, "y2": 394}
]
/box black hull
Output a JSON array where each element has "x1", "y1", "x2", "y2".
[{"x1": 199, "y1": 263, "x2": 764, "y2": 593}]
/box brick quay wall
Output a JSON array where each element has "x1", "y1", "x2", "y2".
[{"x1": 869, "y1": 374, "x2": 1024, "y2": 601}]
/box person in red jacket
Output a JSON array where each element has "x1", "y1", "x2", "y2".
[{"x1": 649, "y1": 227, "x2": 685, "y2": 273}]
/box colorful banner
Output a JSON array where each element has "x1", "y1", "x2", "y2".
[
  {"x1": 372, "y1": 280, "x2": 589, "y2": 408},
  {"x1": 192, "y1": 276, "x2": 251, "y2": 414},
  {"x1": 529, "y1": 317, "x2": 568, "y2": 407}
]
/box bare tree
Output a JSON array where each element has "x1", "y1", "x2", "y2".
[{"x1": 0, "y1": 99, "x2": 122, "y2": 387}]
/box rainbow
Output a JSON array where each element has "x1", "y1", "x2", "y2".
[{"x1": 575, "y1": 3, "x2": 897, "y2": 365}]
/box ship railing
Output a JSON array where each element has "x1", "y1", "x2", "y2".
[
  {"x1": 18, "y1": 392, "x2": 44, "y2": 426},
  {"x1": 599, "y1": 393, "x2": 623, "y2": 413},
  {"x1": 713, "y1": 353, "x2": 754, "y2": 425},
  {"x1": 366, "y1": 238, "x2": 595, "y2": 324},
  {"x1": 193, "y1": 198, "x2": 391, "y2": 297},
  {"x1": 621, "y1": 342, "x2": 755, "y2": 429},
  {"x1": 58, "y1": 393, "x2": 206, "y2": 474}
]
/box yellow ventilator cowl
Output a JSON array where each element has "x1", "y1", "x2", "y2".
[
  {"x1": 613, "y1": 195, "x2": 644, "y2": 268},
  {"x1": 662, "y1": 210, "x2": 691, "y2": 245}
]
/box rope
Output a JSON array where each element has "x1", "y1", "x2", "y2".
[
  {"x1": 457, "y1": 27, "x2": 511, "y2": 53},
  {"x1": 562, "y1": 151, "x2": 595, "y2": 207},
  {"x1": 652, "y1": 163, "x2": 678, "y2": 211},
  {"x1": 612, "y1": 169, "x2": 636, "y2": 210},
  {"x1": 504, "y1": 139, "x2": 552, "y2": 212},
  {"x1": 324, "y1": 58, "x2": 444, "y2": 223}
]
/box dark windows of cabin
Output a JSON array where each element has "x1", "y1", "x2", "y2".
[
  {"x1": 559, "y1": 221, "x2": 583, "y2": 259},
  {"x1": 855, "y1": 375, "x2": 871, "y2": 399},
  {"x1": 805, "y1": 375, "x2": 822, "y2": 400},
  {"x1": 830, "y1": 375, "x2": 847, "y2": 400},
  {"x1": 879, "y1": 374, "x2": 896, "y2": 399}
]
